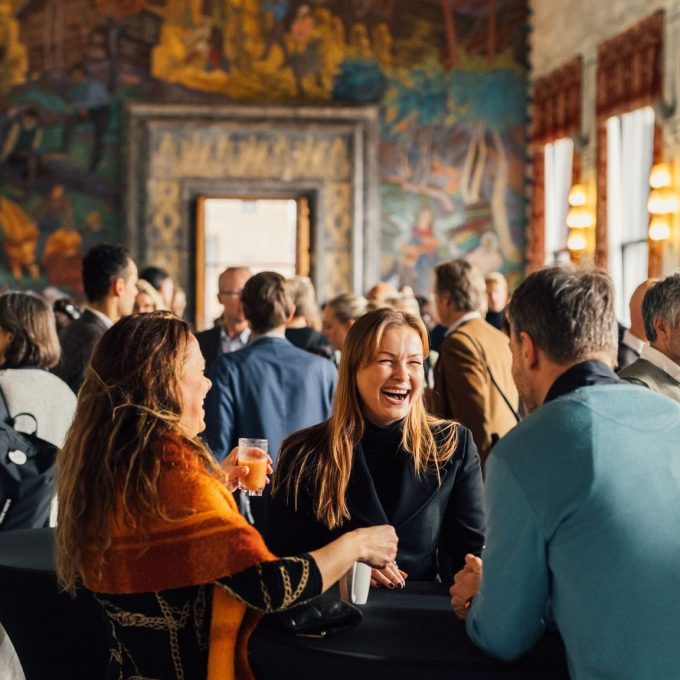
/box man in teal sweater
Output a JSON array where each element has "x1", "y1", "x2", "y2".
[{"x1": 451, "y1": 266, "x2": 680, "y2": 680}]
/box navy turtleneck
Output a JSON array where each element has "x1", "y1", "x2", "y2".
[{"x1": 544, "y1": 359, "x2": 621, "y2": 404}]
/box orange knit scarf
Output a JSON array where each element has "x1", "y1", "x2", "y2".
[{"x1": 81, "y1": 439, "x2": 277, "y2": 680}]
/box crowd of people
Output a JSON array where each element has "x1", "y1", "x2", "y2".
[{"x1": 1, "y1": 241, "x2": 680, "y2": 679}]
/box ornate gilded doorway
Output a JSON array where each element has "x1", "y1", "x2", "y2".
[{"x1": 124, "y1": 103, "x2": 380, "y2": 323}]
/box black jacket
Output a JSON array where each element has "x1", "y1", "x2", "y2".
[
  {"x1": 195, "y1": 326, "x2": 221, "y2": 372},
  {"x1": 54, "y1": 309, "x2": 108, "y2": 392},
  {"x1": 266, "y1": 425, "x2": 485, "y2": 580}
]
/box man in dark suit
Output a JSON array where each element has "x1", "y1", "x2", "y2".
[
  {"x1": 617, "y1": 278, "x2": 654, "y2": 371},
  {"x1": 432, "y1": 260, "x2": 519, "y2": 468},
  {"x1": 196, "y1": 267, "x2": 252, "y2": 372},
  {"x1": 55, "y1": 244, "x2": 138, "y2": 391},
  {"x1": 619, "y1": 273, "x2": 680, "y2": 402},
  {"x1": 204, "y1": 271, "x2": 337, "y2": 529}
]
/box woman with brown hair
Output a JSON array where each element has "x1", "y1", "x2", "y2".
[
  {"x1": 55, "y1": 311, "x2": 396, "y2": 680},
  {"x1": 0, "y1": 291, "x2": 76, "y2": 530},
  {"x1": 268, "y1": 308, "x2": 485, "y2": 587}
]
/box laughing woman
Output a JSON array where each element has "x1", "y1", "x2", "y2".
[
  {"x1": 55, "y1": 312, "x2": 397, "y2": 680},
  {"x1": 268, "y1": 308, "x2": 485, "y2": 587}
]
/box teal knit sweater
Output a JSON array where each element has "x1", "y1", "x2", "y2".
[{"x1": 467, "y1": 383, "x2": 680, "y2": 680}]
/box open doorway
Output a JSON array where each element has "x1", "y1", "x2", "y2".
[{"x1": 195, "y1": 195, "x2": 311, "y2": 330}]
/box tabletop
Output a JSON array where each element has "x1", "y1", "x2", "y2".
[{"x1": 251, "y1": 581, "x2": 569, "y2": 680}]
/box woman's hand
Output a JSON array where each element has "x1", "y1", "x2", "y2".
[
  {"x1": 371, "y1": 562, "x2": 407, "y2": 589},
  {"x1": 220, "y1": 447, "x2": 273, "y2": 492},
  {"x1": 349, "y1": 525, "x2": 398, "y2": 568},
  {"x1": 309, "y1": 525, "x2": 398, "y2": 592}
]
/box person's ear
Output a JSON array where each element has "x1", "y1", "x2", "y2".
[
  {"x1": 653, "y1": 316, "x2": 669, "y2": 346},
  {"x1": 112, "y1": 276, "x2": 125, "y2": 298},
  {"x1": 519, "y1": 331, "x2": 539, "y2": 369},
  {"x1": 439, "y1": 291, "x2": 452, "y2": 310},
  {"x1": 286, "y1": 304, "x2": 296, "y2": 324}
]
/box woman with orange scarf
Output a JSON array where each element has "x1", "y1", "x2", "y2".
[{"x1": 55, "y1": 312, "x2": 397, "y2": 680}]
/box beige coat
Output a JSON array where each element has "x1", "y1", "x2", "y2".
[{"x1": 433, "y1": 317, "x2": 519, "y2": 467}]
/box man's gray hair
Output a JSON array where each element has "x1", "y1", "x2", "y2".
[
  {"x1": 507, "y1": 265, "x2": 618, "y2": 365},
  {"x1": 434, "y1": 259, "x2": 486, "y2": 312},
  {"x1": 642, "y1": 273, "x2": 680, "y2": 342},
  {"x1": 327, "y1": 293, "x2": 367, "y2": 323}
]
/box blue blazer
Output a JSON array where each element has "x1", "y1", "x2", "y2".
[{"x1": 204, "y1": 336, "x2": 337, "y2": 463}]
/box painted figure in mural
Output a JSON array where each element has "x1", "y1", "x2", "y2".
[
  {"x1": 401, "y1": 206, "x2": 439, "y2": 295},
  {"x1": 467, "y1": 231, "x2": 503, "y2": 274},
  {"x1": 0, "y1": 196, "x2": 39, "y2": 280},
  {"x1": 36, "y1": 184, "x2": 74, "y2": 233},
  {"x1": 289, "y1": 4, "x2": 323, "y2": 95},
  {"x1": 182, "y1": 20, "x2": 229, "y2": 73},
  {"x1": 60, "y1": 64, "x2": 111, "y2": 172},
  {"x1": 261, "y1": 0, "x2": 290, "y2": 61},
  {"x1": 372, "y1": 23, "x2": 393, "y2": 67},
  {"x1": 42, "y1": 227, "x2": 84, "y2": 292},
  {"x1": 0, "y1": 106, "x2": 43, "y2": 189},
  {"x1": 348, "y1": 23, "x2": 372, "y2": 59},
  {"x1": 36, "y1": 183, "x2": 74, "y2": 263},
  {"x1": 0, "y1": 1, "x2": 27, "y2": 95},
  {"x1": 224, "y1": 0, "x2": 250, "y2": 71}
]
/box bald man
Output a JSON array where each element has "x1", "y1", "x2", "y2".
[
  {"x1": 617, "y1": 279, "x2": 656, "y2": 371},
  {"x1": 366, "y1": 281, "x2": 397, "y2": 302}
]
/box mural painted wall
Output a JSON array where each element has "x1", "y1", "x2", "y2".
[{"x1": 0, "y1": 0, "x2": 528, "y2": 298}]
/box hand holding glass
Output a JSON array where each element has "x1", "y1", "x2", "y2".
[{"x1": 237, "y1": 438, "x2": 268, "y2": 496}]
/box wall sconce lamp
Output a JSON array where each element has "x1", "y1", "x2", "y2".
[
  {"x1": 566, "y1": 183, "x2": 595, "y2": 256},
  {"x1": 647, "y1": 163, "x2": 678, "y2": 242}
]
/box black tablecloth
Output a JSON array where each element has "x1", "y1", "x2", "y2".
[
  {"x1": 0, "y1": 529, "x2": 569, "y2": 680},
  {"x1": 251, "y1": 582, "x2": 569, "y2": 680}
]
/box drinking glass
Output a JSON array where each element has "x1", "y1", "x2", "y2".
[{"x1": 237, "y1": 438, "x2": 268, "y2": 496}]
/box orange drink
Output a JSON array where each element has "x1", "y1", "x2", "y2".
[{"x1": 237, "y1": 438, "x2": 268, "y2": 496}]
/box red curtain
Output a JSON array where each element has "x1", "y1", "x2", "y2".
[
  {"x1": 528, "y1": 57, "x2": 583, "y2": 272},
  {"x1": 595, "y1": 11, "x2": 664, "y2": 269}
]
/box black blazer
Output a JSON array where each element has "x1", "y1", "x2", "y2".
[
  {"x1": 266, "y1": 426, "x2": 485, "y2": 580},
  {"x1": 195, "y1": 326, "x2": 222, "y2": 371},
  {"x1": 54, "y1": 309, "x2": 108, "y2": 392}
]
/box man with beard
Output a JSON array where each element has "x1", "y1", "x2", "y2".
[{"x1": 450, "y1": 266, "x2": 680, "y2": 680}]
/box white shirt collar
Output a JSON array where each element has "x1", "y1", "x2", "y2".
[
  {"x1": 85, "y1": 306, "x2": 114, "y2": 329},
  {"x1": 640, "y1": 344, "x2": 680, "y2": 383},
  {"x1": 622, "y1": 329, "x2": 645, "y2": 356},
  {"x1": 220, "y1": 326, "x2": 250, "y2": 353},
  {"x1": 445, "y1": 311, "x2": 481, "y2": 337},
  {"x1": 251, "y1": 329, "x2": 287, "y2": 343}
]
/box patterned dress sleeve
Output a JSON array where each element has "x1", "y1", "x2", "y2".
[{"x1": 214, "y1": 553, "x2": 322, "y2": 612}]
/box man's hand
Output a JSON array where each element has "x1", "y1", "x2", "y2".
[
  {"x1": 220, "y1": 447, "x2": 273, "y2": 492},
  {"x1": 450, "y1": 553, "x2": 483, "y2": 620}
]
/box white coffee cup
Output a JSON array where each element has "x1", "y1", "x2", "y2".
[{"x1": 339, "y1": 561, "x2": 371, "y2": 605}]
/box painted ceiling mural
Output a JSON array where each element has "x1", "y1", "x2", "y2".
[{"x1": 0, "y1": 0, "x2": 528, "y2": 297}]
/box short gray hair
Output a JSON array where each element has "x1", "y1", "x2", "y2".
[
  {"x1": 327, "y1": 293, "x2": 367, "y2": 323},
  {"x1": 642, "y1": 273, "x2": 680, "y2": 342},
  {"x1": 434, "y1": 259, "x2": 486, "y2": 312},
  {"x1": 507, "y1": 265, "x2": 617, "y2": 365}
]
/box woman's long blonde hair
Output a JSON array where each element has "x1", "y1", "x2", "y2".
[
  {"x1": 272, "y1": 308, "x2": 458, "y2": 529},
  {"x1": 55, "y1": 312, "x2": 221, "y2": 595}
]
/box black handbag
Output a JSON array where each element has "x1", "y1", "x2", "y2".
[{"x1": 261, "y1": 591, "x2": 362, "y2": 638}]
